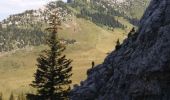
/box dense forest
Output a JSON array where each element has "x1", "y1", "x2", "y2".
[{"x1": 0, "y1": 25, "x2": 46, "y2": 52}]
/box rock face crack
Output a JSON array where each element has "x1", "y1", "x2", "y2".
[{"x1": 70, "y1": 0, "x2": 170, "y2": 100}]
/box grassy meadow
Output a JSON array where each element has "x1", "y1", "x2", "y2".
[{"x1": 0, "y1": 18, "x2": 132, "y2": 99}]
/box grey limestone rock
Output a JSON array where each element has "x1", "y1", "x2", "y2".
[{"x1": 70, "y1": 0, "x2": 170, "y2": 99}]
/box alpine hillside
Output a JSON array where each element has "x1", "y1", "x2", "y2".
[{"x1": 0, "y1": 0, "x2": 150, "y2": 99}]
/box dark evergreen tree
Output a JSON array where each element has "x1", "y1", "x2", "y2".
[
  {"x1": 67, "y1": 0, "x2": 73, "y2": 3},
  {"x1": 128, "y1": 27, "x2": 135, "y2": 38},
  {"x1": 0, "y1": 92, "x2": 3, "y2": 100},
  {"x1": 91, "y1": 61, "x2": 95, "y2": 68},
  {"x1": 28, "y1": 10, "x2": 72, "y2": 100},
  {"x1": 0, "y1": 23, "x2": 2, "y2": 30},
  {"x1": 9, "y1": 93, "x2": 15, "y2": 100},
  {"x1": 115, "y1": 39, "x2": 121, "y2": 50}
]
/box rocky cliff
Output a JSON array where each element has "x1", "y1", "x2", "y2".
[{"x1": 70, "y1": 0, "x2": 170, "y2": 99}]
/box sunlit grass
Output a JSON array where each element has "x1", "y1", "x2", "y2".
[{"x1": 0, "y1": 18, "x2": 132, "y2": 99}]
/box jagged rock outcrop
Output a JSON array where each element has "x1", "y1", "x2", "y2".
[{"x1": 70, "y1": 0, "x2": 170, "y2": 100}]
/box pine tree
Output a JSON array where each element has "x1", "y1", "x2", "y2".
[
  {"x1": 9, "y1": 93, "x2": 15, "y2": 100},
  {"x1": 28, "y1": 10, "x2": 72, "y2": 100},
  {"x1": 67, "y1": 0, "x2": 73, "y2": 3},
  {"x1": 0, "y1": 92, "x2": 3, "y2": 100},
  {"x1": 128, "y1": 27, "x2": 135, "y2": 38},
  {"x1": 115, "y1": 39, "x2": 121, "y2": 50},
  {"x1": 0, "y1": 22, "x2": 2, "y2": 30}
]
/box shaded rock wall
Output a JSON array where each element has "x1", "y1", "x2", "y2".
[{"x1": 70, "y1": 0, "x2": 170, "y2": 100}]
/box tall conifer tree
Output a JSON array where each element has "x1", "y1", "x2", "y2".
[
  {"x1": 0, "y1": 92, "x2": 3, "y2": 100},
  {"x1": 115, "y1": 39, "x2": 121, "y2": 50},
  {"x1": 29, "y1": 9, "x2": 72, "y2": 100},
  {"x1": 9, "y1": 93, "x2": 15, "y2": 100}
]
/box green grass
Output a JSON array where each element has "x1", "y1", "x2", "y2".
[{"x1": 0, "y1": 18, "x2": 132, "y2": 99}]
